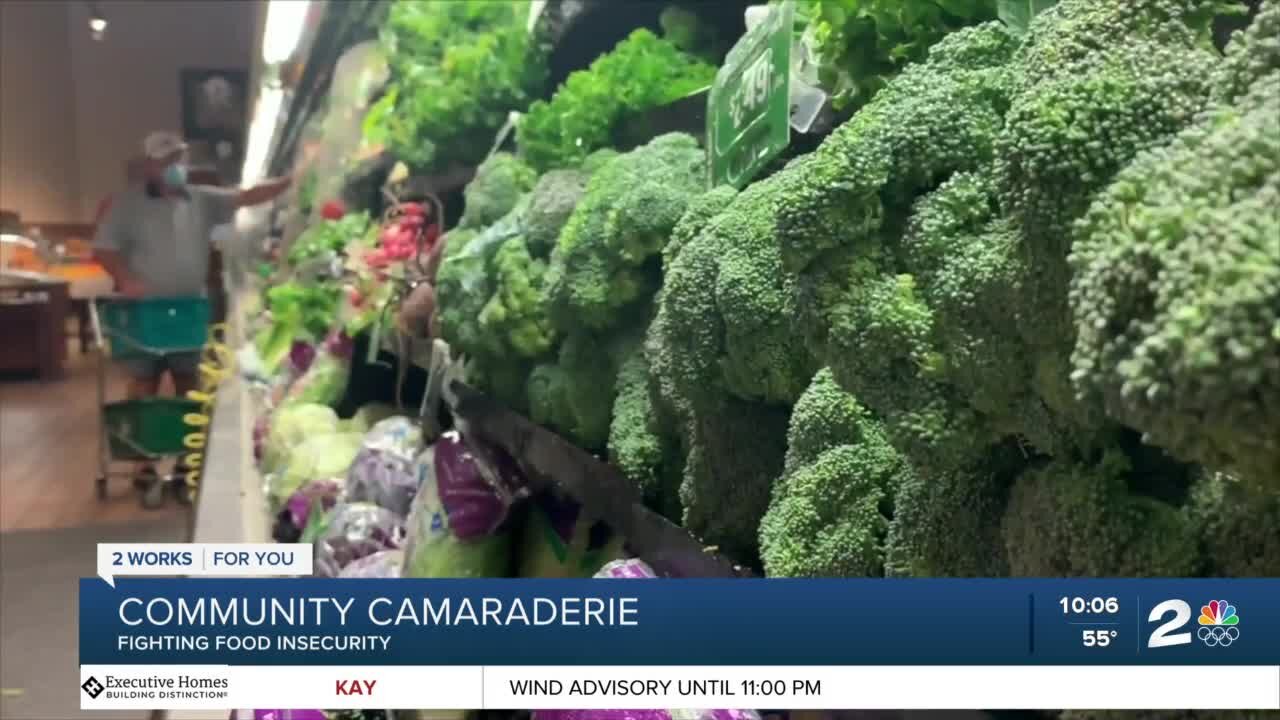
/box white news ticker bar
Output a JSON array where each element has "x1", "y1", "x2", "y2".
[{"x1": 81, "y1": 665, "x2": 1280, "y2": 711}]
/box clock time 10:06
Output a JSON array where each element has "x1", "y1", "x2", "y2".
[{"x1": 1060, "y1": 596, "x2": 1120, "y2": 614}]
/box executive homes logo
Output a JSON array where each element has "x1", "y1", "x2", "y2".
[
  {"x1": 81, "y1": 677, "x2": 105, "y2": 699},
  {"x1": 79, "y1": 673, "x2": 229, "y2": 701}
]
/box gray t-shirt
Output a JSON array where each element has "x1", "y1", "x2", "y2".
[{"x1": 93, "y1": 184, "x2": 238, "y2": 297}]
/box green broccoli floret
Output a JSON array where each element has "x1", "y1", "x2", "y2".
[
  {"x1": 1001, "y1": 450, "x2": 1202, "y2": 577},
  {"x1": 546, "y1": 133, "x2": 706, "y2": 333},
  {"x1": 524, "y1": 169, "x2": 590, "y2": 258},
  {"x1": 458, "y1": 152, "x2": 537, "y2": 230},
  {"x1": 885, "y1": 443, "x2": 1023, "y2": 577},
  {"x1": 526, "y1": 330, "x2": 639, "y2": 450},
  {"x1": 649, "y1": 169, "x2": 819, "y2": 413},
  {"x1": 679, "y1": 396, "x2": 791, "y2": 563},
  {"x1": 1187, "y1": 470, "x2": 1280, "y2": 577},
  {"x1": 477, "y1": 237, "x2": 557, "y2": 359},
  {"x1": 1069, "y1": 71, "x2": 1280, "y2": 484},
  {"x1": 775, "y1": 22, "x2": 1017, "y2": 276},
  {"x1": 1214, "y1": 0, "x2": 1280, "y2": 104},
  {"x1": 434, "y1": 227, "x2": 490, "y2": 357},
  {"x1": 759, "y1": 369, "x2": 913, "y2": 577},
  {"x1": 606, "y1": 350, "x2": 682, "y2": 518}
]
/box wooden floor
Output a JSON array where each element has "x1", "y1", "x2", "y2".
[{"x1": 0, "y1": 347, "x2": 187, "y2": 532}]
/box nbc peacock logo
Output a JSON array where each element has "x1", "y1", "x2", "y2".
[{"x1": 1196, "y1": 600, "x2": 1240, "y2": 647}]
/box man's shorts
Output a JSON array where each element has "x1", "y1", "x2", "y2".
[{"x1": 122, "y1": 351, "x2": 202, "y2": 381}]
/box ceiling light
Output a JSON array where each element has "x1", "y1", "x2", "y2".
[
  {"x1": 86, "y1": 2, "x2": 107, "y2": 40},
  {"x1": 262, "y1": 0, "x2": 311, "y2": 65}
]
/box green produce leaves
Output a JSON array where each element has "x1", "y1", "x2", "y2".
[{"x1": 997, "y1": 0, "x2": 1059, "y2": 36}]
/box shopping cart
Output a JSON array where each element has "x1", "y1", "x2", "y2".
[{"x1": 90, "y1": 296, "x2": 210, "y2": 508}]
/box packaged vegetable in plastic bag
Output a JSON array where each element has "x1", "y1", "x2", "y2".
[
  {"x1": 342, "y1": 403, "x2": 399, "y2": 434},
  {"x1": 593, "y1": 558, "x2": 656, "y2": 579},
  {"x1": 312, "y1": 502, "x2": 406, "y2": 577},
  {"x1": 272, "y1": 432, "x2": 364, "y2": 504},
  {"x1": 282, "y1": 332, "x2": 354, "y2": 408},
  {"x1": 346, "y1": 417, "x2": 423, "y2": 516},
  {"x1": 273, "y1": 477, "x2": 346, "y2": 544},
  {"x1": 229, "y1": 711, "x2": 327, "y2": 720},
  {"x1": 338, "y1": 549, "x2": 404, "y2": 578},
  {"x1": 262, "y1": 404, "x2": 340, "y2": 474},
  {"x1": 401, "y1": 431, "x2": 527, "y2": 578},
  {"x1": 520, "y1": 493, "x2": 625, "y2": 578}
]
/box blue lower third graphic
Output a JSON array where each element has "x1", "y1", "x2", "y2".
[{"x1": 79, "y1": 578, "x2": 1280, "y2": 666}]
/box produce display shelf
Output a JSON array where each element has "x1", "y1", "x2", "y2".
[{"x1": 192, "y1": 288, "x2": 271, "y2": 546}]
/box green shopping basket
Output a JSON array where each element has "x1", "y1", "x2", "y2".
[
  {"x1": 98, "y1": 297, "x2": 210, "y2": 358},
  {"x1": 102, "y1": 397, "x2": 202, "y2": 460}
]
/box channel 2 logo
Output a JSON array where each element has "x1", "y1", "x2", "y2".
[
  {"x1": 81, "y1": 677, "x2": 105, "y2": 699},
  {"x1": 1147, "y1": 599, "x2": 1241, "y2": 649}
]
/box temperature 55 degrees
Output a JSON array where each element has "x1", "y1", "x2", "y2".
[{"x1": 1083, "y1": 629, "x2": 1118, "y2": 648}]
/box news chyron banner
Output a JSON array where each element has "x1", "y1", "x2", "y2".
[{"x1": 81, "y1": 544, "x2": 1279, "y2": 711}]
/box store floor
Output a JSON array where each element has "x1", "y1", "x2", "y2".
[
  {"x1": 1, "y1": 346, "x2": 190, "y2": 719},
  {"x1": 0, "y1": 348, "x2": 189, "y2": 532}
]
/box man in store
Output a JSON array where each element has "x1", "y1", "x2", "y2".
[{"x1": 93, "y1": 131, "x2": 292, "y2": 506}]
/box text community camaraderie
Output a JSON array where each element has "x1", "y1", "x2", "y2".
[{"x1": 113, "y1": 593, "x2": 639, "y2": 655}]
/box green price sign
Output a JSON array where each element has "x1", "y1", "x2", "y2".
[{"x1": 708, "y1": 0, "x2": 795, "y2": 189}]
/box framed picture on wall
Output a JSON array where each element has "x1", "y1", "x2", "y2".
[
  {"x1": 180, "y1": 68, "x2": 248, "y2": 143},
  {"x1": 180, "y1": 68, "x2": 248, "y2": 182}
]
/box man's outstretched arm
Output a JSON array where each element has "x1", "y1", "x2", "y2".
[{"x1": 236, "y1": 175, "x2": 293, "y2": 208}]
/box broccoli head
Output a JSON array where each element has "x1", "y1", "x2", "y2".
[
  {"x1": 526, "y1": 330, "x2": 640, "y2": 450},
  {"x1": 476, "y1": 236, "x2": 557, "y2": 359},
  {"x1": 1187, "y1": 470, "x2": 1280, "y2": 577},
  {"x1": 607, "y1": 350, "x2": 683, "y2": 518},
  {"x1": 885, "y1": 442, "x2": 1022, "y2": 578},
  {"x1": 524, "y1": 169, "x2": 591, "y2": 259},
  {"x1": 1002, "y1": 450, "x2": 1202, "y2": 577},
  {"x1": 1069, "y1": 71, "x2": 1280, "y2": 484},
  {"x1": 546, "y1": 133, "x2": 706, "y2": 333},
  {"x1": 679, "y1": 395, "x2": 791, "y2": 564},
  {"x1": 458, "y1": 152, "x2": 537, "y2": 230},
  {"x1": 649, "y1": 168, "x2": 819, "y2": 415},
  {"x1": 760, "y1": 369, "x2": 913, "y2": 577}
]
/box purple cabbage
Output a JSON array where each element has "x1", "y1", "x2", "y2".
[
  {"x1": 288, "y1": 341, "x2": 317, "y2": 376},
  {"x1": 433, "y1": 431, "x2": 527, "y2": 540},
  {"x1": 534, "y1": 712, "x2": 672, "y2": 720},
  {"x1": 229, "y1": 711, "x2": 326, "y2": 720},
  {"x1": 313, "y1": 503, "x2": 406, "y2": 577},
  {"x1": 346, "y1": 417, "x2": 423, "y2": 517},
  {"x1": 324, "y1": 330, "x2": 355, "y2": 359},
  {"x1": 338, "y1": 549, "x2": 404, "y2": 578},
  {"x1": 594, "y1": 558, "x2": 657, "y2": 579}
]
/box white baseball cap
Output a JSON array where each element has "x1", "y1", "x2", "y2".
[{"x1": 142, "y1": 131, "x2": 188, "y2": 161}]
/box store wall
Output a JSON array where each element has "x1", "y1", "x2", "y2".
[
  {"x1": 66, "y1": 0, "x2": 257, "y2": 221},
  {"x1": 0, "y1": 1, "x2": 82, "y2": 224}
]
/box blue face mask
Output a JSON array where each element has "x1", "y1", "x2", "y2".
[{"x1": 163, "y1": 163, "x2": 188, "y2": 188}]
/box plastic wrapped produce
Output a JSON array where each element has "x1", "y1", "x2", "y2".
[
  {"x1": 401, "y1": 431, "x2": 528, "y2": 578},
  {"x1": 520, "y1": 493, "x2": 625, "y2": 578},
  {"x1": 273, "y1": 432, "x2": 364, "y2": 503},
  {"x1": 283, "y1": 332, "x2": 354, "y2": 408},
  {"x1": 343, "y1": 403, "x2": 399, "y2": 434},
  {"x1": 273, "y1": 478, "x2": 345, "y2": 544},
  {"x1": 262, "y1": 404, "x2": 339, "y2": 474},
  {"x1": 535, "y1": 712, "x2": 762, "y2": 720},
  {"x1": 346, "y1": 417, "x2": 423, "y2": 516},
  {"x1": 338, "y1": 549, "x2": 404, "y2": 578},
  {"x1": 229, "y1": 711, "x2": 327, "y2": 720},
  {"x1": 593, "y1": 558, "x2": 657, "y2": 579},
  {"x1": 534, "y1": 712, "x2": 671, "y2": 720},
  {"x1": 312, "y1": 502, "x2": 406, "y2": 578}
]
